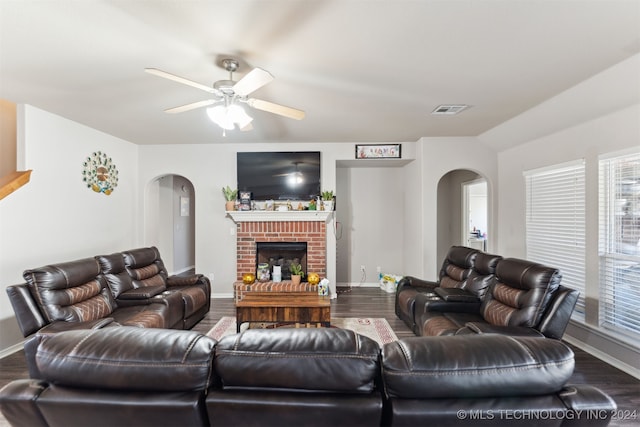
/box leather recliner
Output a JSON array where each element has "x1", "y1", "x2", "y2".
[
  {"x1": 395, "y1": 246, "x2": 478, "y2": 332},
  {"x1": 412, "y1": 251, "x2": 502, "y2": 335},
  {"x1": 417, "y1": 257, "x2": 578, "y2": 338},
  {"x1": 120, "y1": 246, "x2": 211, "y2": 329},
  {"x1": 6, "y1": 247, "x2": 211, "y2": 337}
]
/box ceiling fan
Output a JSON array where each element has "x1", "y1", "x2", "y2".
[{"x1": 145, "y1": 59, "x2": 305, "y2": 132}]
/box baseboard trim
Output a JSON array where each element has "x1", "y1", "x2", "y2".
[
  {"x1": 337, "y1": 282, "x2": 380, "y2": 288},
  {"x1": 564, "y1": 335, "x2": 640, "y2": 380},
  {"x1": 212, "y1": 292, "x2": 234, "y2": 299},
  {"x1": 564, "y1": 320, "x2": 640, "y2": 380},
  {"x1": 0, "y1": 342, "x2": 24, "y2": 359}
]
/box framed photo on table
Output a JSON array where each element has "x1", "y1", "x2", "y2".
[{"x1": 355, "y1": 144, "x2": 401, "y2": 159}]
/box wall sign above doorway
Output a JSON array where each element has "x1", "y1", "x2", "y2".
[{"x1": 355, "y1": 144, "x2": 401, "y2": 159}]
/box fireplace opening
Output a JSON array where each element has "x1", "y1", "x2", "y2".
[{"x1": 256, "y1": 242, "x2": 307, "y2": 281}]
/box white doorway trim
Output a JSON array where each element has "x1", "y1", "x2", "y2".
[{"x1": 462, "y1": 178, "x2": 488, "y2": 251}]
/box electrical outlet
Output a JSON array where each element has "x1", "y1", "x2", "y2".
[
  {"x1": 360, "y1": 265, "x2": 366, "y2": 272},
  {"x1": 376, "y1": 266, "x2": 381, "y2": 273}
]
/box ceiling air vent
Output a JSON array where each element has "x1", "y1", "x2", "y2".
[{"x1": 431, "y1": 104, "x2": 469, "y2": 115}]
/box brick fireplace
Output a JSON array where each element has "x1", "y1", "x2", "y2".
[{"x1": 230, "y1": 212, "x2": 331, "y2": 280}]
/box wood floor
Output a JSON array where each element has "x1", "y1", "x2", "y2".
[{"x1": 1, "y1": 287, "x2": 638, "y2": 426}]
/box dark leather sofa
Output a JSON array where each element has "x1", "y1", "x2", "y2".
[
  {"x1": 396, "y1": 246, "x2": 578, "y2": 338},
  {"x1": 5, "y1": 246, "x2": 210, "y2": 336},
  {"x1": 0, "y1": 326, "x2": 616, "y2": 427}
]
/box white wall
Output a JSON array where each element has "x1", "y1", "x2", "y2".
[
  {"x1": 336, "y1": 165, "x2": 405, "y2": 285},
  {"x1": 138, "y1": 142, "x2": 363, "y2": 296},
  {"x1": 488, "y1": 54, "x2": 640, "y2": 375},
  {"x1": 0, "y1": 105, "x2": 138, "y2": 349},
  {"x1": 415, "y1": 137, "x2": 499, "y2": 281}
]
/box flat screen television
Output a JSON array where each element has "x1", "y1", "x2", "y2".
[{"x1": 237, "y1": 151, "x2": 321, "y2": 201}]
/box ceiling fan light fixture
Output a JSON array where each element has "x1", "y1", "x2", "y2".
[
  {"x1": 206, "y1": 103, "x2": 253, "y2": 130},
  {"x1": 228, "y1": 104, "x2": 253, "y2": 128}
]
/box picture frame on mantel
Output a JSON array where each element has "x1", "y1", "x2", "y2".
[{"x1": 355, "y1": 144, "x2": 401, "y2": 159}]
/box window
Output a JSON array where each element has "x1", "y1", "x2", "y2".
[
  {"x1": 525, "y1": 160, "x2": 586, "y2": 315},
  {"x1": 599, "y1": 152, "x2": 640, "y2": 338}
]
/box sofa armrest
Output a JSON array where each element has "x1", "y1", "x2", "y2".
[
  {"x1": 381, "y1": 335, "x2": 574, "y2": 399},
  {"x1": 0, "y1": 379, "x2": 49, "y2": 427},
  {"x1": 558, "y1": 385, "x2": 617, "y2": 425},
  {"x1": 6, "y1": 283, "x2": 47, "y2": 337},
  {"x1": 460, "y1": 322, "x2": 546, "y2": 337},
  {"x1": 434, "y1": 287, "x2": 480, "y2": 303},
  {"x1": 414, "y1": 292, "x2": 481, "y2": 314},
  {"x1": 167, "y1": 274, "x2": 204, "y2": 287},
  {"x1": 117, "y1": 285, "x2": 166, "y2": 300},
  {"x1": 36, "y1": 318, "x2": 116, "y2": 334},
  {"x1": 398, "y1": 276, "x2": 438, "y2": 290}
]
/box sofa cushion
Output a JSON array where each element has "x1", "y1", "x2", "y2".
[
  {"x1": 111, "y1": 304, "x2": 169, "y2": 328},
  {"x1": 438, "y1": 246, "x2": 477, "y2": 289},
  {"x1": 481, "y1": 258, "x2": 562, "y2": 327},
  {"x1": 30, "y1": 327, "x2": 216, "y2": 391},
  {"x1": 122, "y1": 247, "x2": 168, "y2": 290},
  {"x1": 381, "y1": 335, "x2": 574, "y2": 399},
  {"x1": 95, "y1": 253, "x2": 135, "y2": 299},
  {"x1": 215, "y1": 329, "x2": 380, "y2": 393},
  {"x1": 23, "y1": 258, "x2": 115, "y2": 323},
  {"x1": 462, "y1": 252, "x2": 502, "y2": 300}
]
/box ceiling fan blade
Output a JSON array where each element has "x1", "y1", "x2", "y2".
[
  {"x1": 247, "y1": 98, "x2": 305, "y2": 120},
  {"x1": 164, "y1": 99, "x2": 216, "y2": 114},
  {"x1": 145, "y1": 68, "x2": 217, "y2": 94},
  {"x1": 233, "y1": 68, "x2": 274, "y2": 97},
  {"x1": 240, "y1": 122, "x2": 254, "y2": 132}
]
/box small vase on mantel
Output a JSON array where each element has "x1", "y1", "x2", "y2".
[
  {"x1": 291, "y1": 274, "x2": 302, "y2": 286},
  {"x1": 225, "y1": 200, "x2": 236, "y2": 211}
]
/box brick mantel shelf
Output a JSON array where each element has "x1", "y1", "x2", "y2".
[{"x1": 227, "y1": 210, "x2": 334, "y2": 223}]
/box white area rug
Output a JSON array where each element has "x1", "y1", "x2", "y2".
[{"x1": 207, "y1": 316, "x2": 398, "y2": 346}]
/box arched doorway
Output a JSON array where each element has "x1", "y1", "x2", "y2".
[
  {"x1": 144, "y1": 174, "x2": 195, "y2": 274},
  {"x1": 436, "y1": 169, "x2": 490, "y2": 262}
]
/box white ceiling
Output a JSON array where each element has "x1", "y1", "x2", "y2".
[{"x1": 1, "y1": 0, "x2": 639, "y2": 149}]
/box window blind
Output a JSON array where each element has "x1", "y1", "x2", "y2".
[
  {"x1": 599, "y1": 152, "x2": 640, "y2": 338},
  {"x1": 525, "y1": 160, "x2": 586, "y2": 315}
]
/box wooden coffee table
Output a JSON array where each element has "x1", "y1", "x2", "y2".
[{"x1": 235, "y1": 292, "x2": 331, "y2": 332}]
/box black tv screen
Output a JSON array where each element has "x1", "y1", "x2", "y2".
[{"x1": 237, "y1": 152, "x2": 321, "y2": 201}]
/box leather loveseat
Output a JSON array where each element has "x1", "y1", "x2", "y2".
[
  {"x1": 5, "y1": 246, "x2": 210, "y2": 336},
  {"x1": 0, "y1": 327, "x2": 616, "y2": 426},
  {"x1": 396, "y1": 246, "x2": 578, "y2": 339}
]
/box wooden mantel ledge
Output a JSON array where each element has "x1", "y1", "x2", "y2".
[{"x1": 0, "y1": 170, "x2": 32, "y2": 201}]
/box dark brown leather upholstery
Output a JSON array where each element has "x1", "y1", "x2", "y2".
[
  {"x1": 381, "y1": 335, "x2": 615, "y2": 426},
  {"x1": 23, "y1": 258, "x2": 116, "y2": 324},
  {"x1": 17, "y1": 327, "x2": 216, "y2": 427},
  {"x1": 382, "y1": 335, "x2": 574, "y2": 398},
  {"x1": 122, "y1": 246, "x2": 211, "y2": 329},
  {"x1": 395, "y1": 246, "x2": 478, "y2": 331},
  {"x1": 6, "y1": 247, "x2": 211, "y2": 337},
  {"x1": 481, "y1": 257, "x2": 561, "y2": 327},
  {"x1": 417, "y1": 257, "x2": 576, "y2": 338},
  {"x1": 0, "y1": 327, "x2": 616, "y2": 427},
  {"x1": 209, "y1": 328, "x2": 383, "y2": 427},
  {"x1": 414, "y1": 251, "x2": 502, "y2": 336}
]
